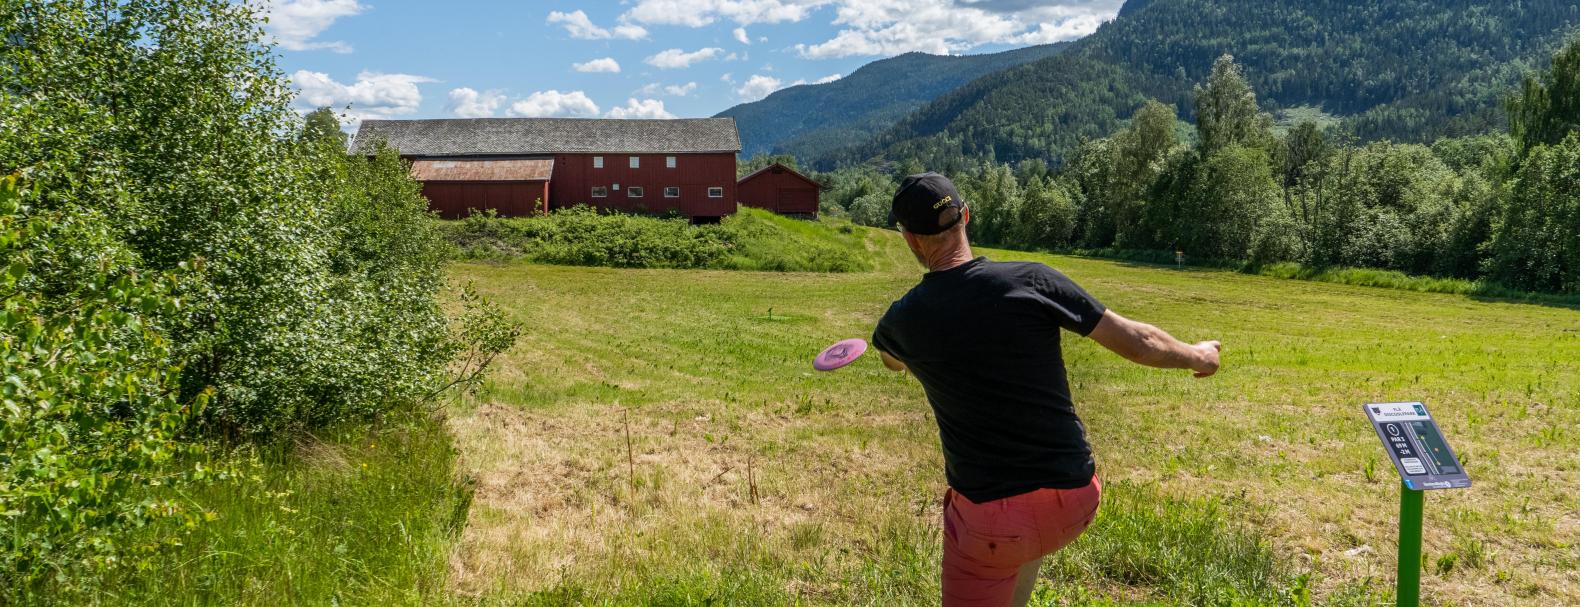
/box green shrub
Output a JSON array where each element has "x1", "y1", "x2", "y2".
[
  {"x1": 443, "y1": 206, "x2": 872, "y2": 273},
  {"x1": 0, "y1": 175, "x2": 211, "y2": 598},
  {"x1": 1, "y1": 0, "x2": 497, "y2": 437},
  {"x1": 0, "y1": 1, "x2": 519, "y2": 596}
]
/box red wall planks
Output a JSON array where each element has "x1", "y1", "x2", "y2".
[
  {"x1": 737, "y1": 163, "x2": 819, "y2": 216},
  {"x1": 549, "y1": 152, "x2": 737, "y2": 218},
  {"x1": 421, "y1": 181, "x2": 546, "y2": 219}
]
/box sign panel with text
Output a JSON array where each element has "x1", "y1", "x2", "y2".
[{"x1": 1364, "y1": 402, "x2": 1471, "y2": 490}]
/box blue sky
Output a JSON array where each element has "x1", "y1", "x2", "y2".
[{"x1": 266, "y1": 0, "x2": 1125, "y2": 127}]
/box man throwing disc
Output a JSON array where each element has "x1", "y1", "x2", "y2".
[{"x1": 872, "y1": 173, "x2": 1222, "y2": 607}]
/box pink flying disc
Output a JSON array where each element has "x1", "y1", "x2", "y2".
[{"x1": 813, "y1": 338, "x2": 868, "y2": 371}]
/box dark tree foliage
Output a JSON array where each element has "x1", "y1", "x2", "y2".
[
  {"x1": 1486, "y1": 134, "x2": 1580, "y2": 293},
  {"x1": 1508, "y1": 36, "x2": 1580, "y2": 158}
]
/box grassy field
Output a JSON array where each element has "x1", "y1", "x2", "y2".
[{"x1": 448, "y1": 226, "x2": 1579, "y2": 606}]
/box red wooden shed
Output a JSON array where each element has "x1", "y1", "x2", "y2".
[
  {"x1": 737, "y1": 162, "x2": 820, "y2": 218},
  {"x1": 352, "y1": 117, "x2": 741, "y2": 221},
  {"x1": 409, "y1": 159, "x2": 551, "y2": 218}
]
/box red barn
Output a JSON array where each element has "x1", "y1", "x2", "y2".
[
  {"x1": 352, "y1": 117, "x2": 741, "y2": 221},
  {"x1": 737, "y1": 162, "x2": 820, "y2": 218}
]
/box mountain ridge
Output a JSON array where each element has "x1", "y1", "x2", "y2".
[
  {"x1": 815, "y1": 0, "x2": 1580, "y2": 169},
  {"x1": 715, "y1": 42, "x2": 1071, "y2": 159}
]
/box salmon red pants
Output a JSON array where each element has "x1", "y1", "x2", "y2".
[{"x1": 941, "y1": 476, "x2": 1101, "y2": 606}]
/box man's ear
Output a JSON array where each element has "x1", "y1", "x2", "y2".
[
  {"x1": 959, "y1": 207, "x2": 971, "y2": 228},
  {"x1": 901, "y1": 230, "x2": 920, "y2": 249}
]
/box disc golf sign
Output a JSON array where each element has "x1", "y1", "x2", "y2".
[{"x1": 1364, "y1": 402, "x2": 1471, "y2": 490}]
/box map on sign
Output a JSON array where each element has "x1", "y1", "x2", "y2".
[{"x1": 1364, "y1": 402, "x2": 1471, "y2": 490}]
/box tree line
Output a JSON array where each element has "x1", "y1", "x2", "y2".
[{"x1": 810, "y1": 43, "x2": 1580, "y2": 295}]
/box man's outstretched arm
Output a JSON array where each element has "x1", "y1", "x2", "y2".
[{"x1": 1088, "y1": 310, "x2": 1220, "y2": 377}]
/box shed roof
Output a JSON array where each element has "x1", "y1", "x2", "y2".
[
  {"x1": 353, "y1": 117, "x2": 741, "y2": 156},
  {"x1": 738, "y1": 162, "x2": 822, "y2": 188},
  {"x1": 409, "y1": 159, "x2": 553, "y2": 182}
]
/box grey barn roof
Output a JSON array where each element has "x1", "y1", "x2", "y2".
[{"x1": 352, "y1": 117, "x2": 740, "y2": 156}]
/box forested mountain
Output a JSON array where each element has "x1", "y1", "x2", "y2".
[
  {"x1": 818, "y1": 0, "x2": 1580, "y2": 170},
  {"x1": 716, "y1": 42, "x2": 1069, "y2": 159}
]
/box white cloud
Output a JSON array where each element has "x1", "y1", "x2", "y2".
[
  {"x1": 736, "y1": 74, "x2": 783, "y2": 101},
  {"x1": 720, "y1": 72, "x2": 735, "y2": 83},
  {"x1": 547, "y1": 9, "x2": 649, "y2": 40},
  {"x1": 506, "y1": 90, "x2": 601, "y2": 118},
  {"x1": 796, "y1": 0, "x2": 1118, "y2": 59},
  {"x1": 606, "y1": 98, "x2": 677, "y2": 119},
  {"x1": 644, "y1": 47, "x2": 724, "y2": 69},
  {"x1": 259, "y1": 0, "x2": 364, "y2": 53},
  {"x1": 292, "y1": 70, "x2": 433, "y2": 126},
  {"x1": 733, "y1": 27, "x2": 751, "y2": 44},
  {"x1": 573, "y1": 57, "x2": 622, "y2": 73},
  {"x1": 623, "y1": 0, "x2": 833, "y2": 27},
  {"x1": 1007, "y1": 13, "x2": 1106, "y2": 44},
  {"x1": 643, "y1": 81, "x2": 700, "y2": 96},
  {"x1": 812, "y1": 73, "x2": 843, "y2": 84},
  {"x1": 447, "y1": 87, "x2": 505, "y2": 118}
]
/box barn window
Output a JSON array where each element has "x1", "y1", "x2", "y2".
[
  {"x1": 591, "y1": 186, "x2": 608, "y2": 198},
  {"x1": 664, "y1": 186, "x2": 680, "y2": 198},
  {"x1": 629, "y1": 156, "x2": 640, "y2": 168},
  {"x1": 628, "y1": 186, "x2": 644, "y2": 198},
  {"x1": 666, "y1": 156, "x2": 676, "y2": 168},
  {"x1": 708, "y1": 187, "x2": 724, "y2": 198},
  {"x1": 593, "y1": 156, "x2": 604, "y2": 169}
]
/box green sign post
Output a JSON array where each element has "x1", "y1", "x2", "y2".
[
  {"x1": 1362, "y1": 402, "x2": 1471, "y2": 607},
  {"x1": 1396, "y1": 482, "x2": 1424, "y2": 606}
]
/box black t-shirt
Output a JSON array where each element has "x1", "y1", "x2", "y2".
[{"x1": 872, "y1": 257, "x2": 1106, "y2": 503}]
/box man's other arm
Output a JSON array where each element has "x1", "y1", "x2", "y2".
[{"x1": 1087, "y1": 310, "x2": 1220, "y2": 378}]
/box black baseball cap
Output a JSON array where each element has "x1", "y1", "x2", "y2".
[{"x1": 890, "y1": 172, "x2": 966, "y2": 235}]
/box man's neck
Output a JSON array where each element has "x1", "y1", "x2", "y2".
[{"x1": 927, "y1": 245, "x2": 975, "y2": 273}]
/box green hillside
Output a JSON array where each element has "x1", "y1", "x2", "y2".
[
  {"x1": 715, "y1": 43, "x2": 1069, "y2": 159},
  {"x1": 817, "y1": 0, "x2": 1580, "y2": 169}
]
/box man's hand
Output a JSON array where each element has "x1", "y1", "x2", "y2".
[
  {"x1": 1190, "y1": 340, "x2": 1221, "y2": 378},
  {"x1": 1089, "y1": 310, "x2": 1222, "y2": 378},
  {"x1": 879, "y1": 349, "x2": 908, "y2": 372}
]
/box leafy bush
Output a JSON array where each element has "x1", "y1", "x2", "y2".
[
  {"x1": 0, "y1": 175, "x2": 211, "y2": 596},
  {"x1": 1, "y1": 0, "x2": 500, "y2": 436},
  {"x1": 444, "y1": 206, "x2": 872, "y2": 273},
  {"x1": 0, "y1": 1, "x2": 518, "y2": 597}
]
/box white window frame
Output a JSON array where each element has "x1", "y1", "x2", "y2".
[
  {"x1": 591, "y1": 186, "x2": 608, "y2": 198},
  {"x1": 665, "y1": 155, "x2": 676, "y2": 169},
  {"x1": 627, "y1": 186, "x2": 644, "y2": 198},
  {"x1": 664, "y1": 186, "x2": 680, "y2": 198},
  {"x1": 707, "y1": 187, "x2": 724, "y2": 198},
  {"x1": 593, "y1": 156, "x2": 604, "y2": 169},
  {"x1": 629, "y1": 156, "x2": 640, "y2": 169}
]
